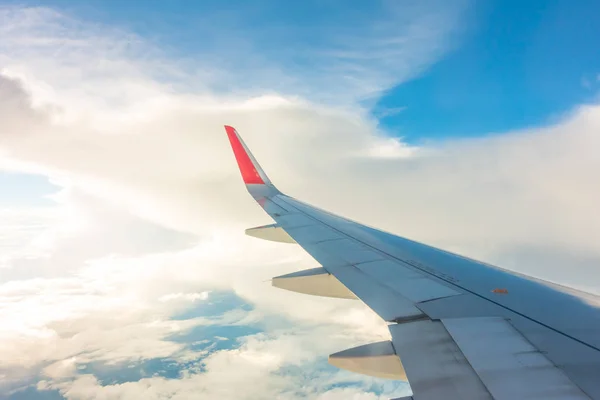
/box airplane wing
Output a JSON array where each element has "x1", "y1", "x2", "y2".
[{"x1": 224, "y1": 125, "x2": 600, "y2": 400}]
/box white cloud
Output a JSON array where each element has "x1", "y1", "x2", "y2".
[
  {"x1": 158, "y1": 292, "x2": 210, "y2": 303},
  {"x1": 0, "y1": 206, "x2": 57, "y2": 263},
  {"x1": 1, "y1": 3, "x2": 600, "y2": 400},
  {"x1": 37, "y1": 324, "x2": 405, "y2": 400},
  {"x1": 0, "y1": 193, "x2": 393, "y2": 397}
]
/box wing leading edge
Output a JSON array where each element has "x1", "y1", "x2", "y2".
[{"x1": 224, "y1": 125, "x2": 600, "y2": 400}]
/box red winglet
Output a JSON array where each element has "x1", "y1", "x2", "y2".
[{"x1": 224, "y1": 125, "x2": 266, "y2": 185}]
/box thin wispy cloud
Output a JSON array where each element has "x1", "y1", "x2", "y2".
[{"x1": 0, "y1": 2, "x2": 469, "y2": 111}]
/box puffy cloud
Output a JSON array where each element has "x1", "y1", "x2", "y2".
[
  {"x1": 0, "y1": 75, "x2": 48, "y2": 135},
  {"x1": 0, "y1": 189, "x2": 392, "y2": 398},
  {"x1": 158, "y1": 292, "x2": 210, "y2": 303},
  {"x1": 0, "y1": 206, "x2": 57, "y2": 261},
  {"x1": 4, "y1": 66, "x2": 599, "y2": 288},
  {"x1": 37, "y1": 323, "x2": 405, "y2": 400}
]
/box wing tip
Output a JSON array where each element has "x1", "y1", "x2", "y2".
[
  {"x1": 224, "y1": 124, "x2": 235, "y2": 133},
  {"x1": 224, "y1": 125, "x2": 267, "y2": 185}
]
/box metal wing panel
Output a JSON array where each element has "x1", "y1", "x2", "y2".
[
  {"x1": 416, "y1": 292, "x2": 600, "y2": 398},
  {"x1": 273, "y1": 213, "x2": 426, "y2": 320},
  {"x1": 259, "y1": 198, "x2": 289, "y2": 215},
  {"x1": 271, "y1": 195, "x2": 463, "y2": 306},
  {"x1": 441, "y1": 317, "x2": 591, "y2": 400},
  {"x1": 356, "y1": 260, "x2": 461, "y2": 303},
  {"x1": 272, "y1": 213, "x2": 315, "y2": 228},
  {"x1": 388, "y1": 320, "x2": 494, "y2": 400},
  {"x1": 283, "y1": 224, "x2": 342, "y2": 244},
  {"x1": 326, "y1": 263, "x2": 425, "y2": 322},
  {"x1": 313, "y1": 238, "x2": 386, "y2": 265},
  {"x1": 388, "y1": 317, "x2": 592, "y2": 400}
]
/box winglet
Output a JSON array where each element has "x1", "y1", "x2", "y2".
[{"x1": 224, "y1": 125, "x2": 274, "y2": 187}]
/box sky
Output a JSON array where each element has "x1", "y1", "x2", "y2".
[{"x1": 1, "y1": 1, "x2": 600, "y2": 399}]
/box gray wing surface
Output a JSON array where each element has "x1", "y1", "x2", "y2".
[{"x1": 224, "y1": 125, "x2": 600, "y2": 399}]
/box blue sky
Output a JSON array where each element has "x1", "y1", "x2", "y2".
[
  {"x1": 0, "y1": 173, "x2": 57, "y2": 206},
  {"x1": 4, "y1": 0, "x2": 599, "y2": 143},
  {"x1": 376, "y1": 0, "x2": 600, "y2": 141}
]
